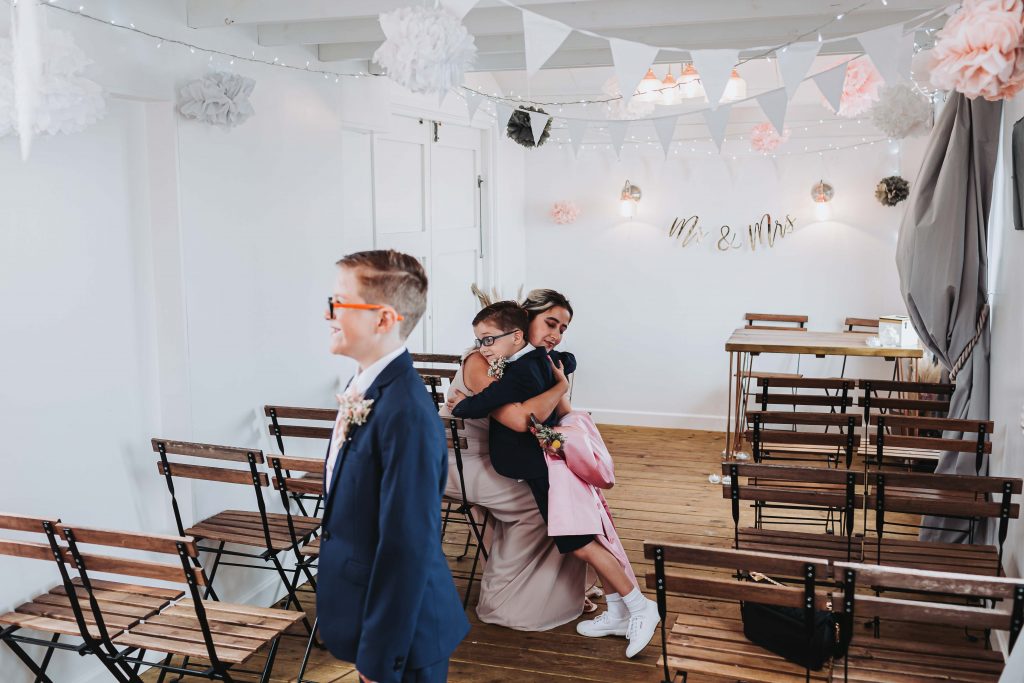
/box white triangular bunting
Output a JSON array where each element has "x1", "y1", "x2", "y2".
[
  {"x1": 440, "y1": 0, "x2": 479, "y2": 20},
  {"x1": 528, "y1": 110, "x2": 550, "y2": 146},
  {"x1": 858, "y1": 24, "x2": 907, "y2": 85},
  {"x1": 495, "y1": 102, "x2": 514, "y2": 128},
  {"x1": 607, "y1": 120, "x2": 629, "y2": 158},
  {"x1": 522, "y1": 10, "x2": 573, "y2": 79},
  {"x1": 690, "y1": 49, "x2": 739, "y2": 110},
  {"x1": 813, "y1": 63, "x2": 848, "y2": 113},
  {"x1": 609, "y1": 38, "x2": 659, "y2": 105},
  {"x1": 465, "y1": 90, "x2": 483, "y2": 122},
  {"x1": 776, "y1": 41, "x2": 820, "y2": 100},
  {"x1": 652, "y1": 116, "x2": 678, "y2": 159},
  {"x1": 567, "y1": 118, "x2": 589, "y2": 157},
  {"x1": 756, "y1": 88, "x2": 789, "y2": 135},
  {"x1": 702, "y1": 103, "x2": 732, "y2": 152}
]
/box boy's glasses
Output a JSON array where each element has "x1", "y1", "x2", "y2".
[
  {"x1": 473, "y1": 330, "x2": 516, "y2": 349},
  {"x1": 327, "y1": 297, "x2": 404, "y2": 321}
]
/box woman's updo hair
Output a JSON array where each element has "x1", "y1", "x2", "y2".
[{"x1": 520, "y1": 289, "x2": 573, "y2": 322}]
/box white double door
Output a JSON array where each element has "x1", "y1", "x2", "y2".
[{"x1": 372, "y1": 114, "x2": 486, "y2": 355}]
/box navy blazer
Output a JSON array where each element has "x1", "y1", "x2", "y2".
[
  {"x1": 317, "y1": 351, "x2": 469, "y2": 682},
  {"x1": 451, "y1": 347, "x2": 575, "y2": 480}
]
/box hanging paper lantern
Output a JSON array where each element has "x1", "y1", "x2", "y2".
[
  {"x1": 372, "y1": 5, "x2": 476, "y2": 96},
  {"x1": 749, "y1": 122, "x2": 789, "y2": 152},
  {"x1": 0, "y1": 28, "x2": 105, "y2": 143},
  {"x1": 875, "y1": 175, "x2": 910, "y2": 206},
  {"x1": 930, "y1": 0, "x2": 1024, "y2": 101},
  {"x1": 507, "y1": 105, "x2": 551, "y2": 148},
  {"x1": 550, "y1": 201, "x2": 580, "y2": 224},
  {"x1": 833, "y1": 58, "x2": 883, "y2": 117},
  {"x1": 869, "y1": 83, "x2": 932, "y2": 138}
]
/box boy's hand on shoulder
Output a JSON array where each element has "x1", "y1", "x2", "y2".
[{"x1": 446, "y1": 389, "x2": 467, "y2": 412}]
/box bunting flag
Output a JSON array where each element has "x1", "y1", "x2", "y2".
[
  {"x1": 464, "y1": 89, "x2": 484, "y2": 121},
  {"x1": 566, "y1": 118, "x2": 589, "y2": 157},
  {"x1": 812, "y1": 63, "x2": 848, "y2": 113},
  {"x1": 607, "y1": 120, "x2": 629, "y2": 158},
  {"x1": 857, "y1": 24, "x2": 912, "y2": 85},
  {"x1": 756, "y1": 88, "x2": 789, "y2": 135},
  {"x1": 528, "y1": 109, "x2": 551, "y2": 145},
  {"x1": 776, "y1": 41, "x2": 821, "y2": 100},
  {"x1": 522, "y1": 10, "x2": 573, "y2": 79},
  {"x1": 495, "y1": 102, "x2": 515, "y2": 128},
  {"x1": 702, "y1": 103, "x2": 732, "y2": 151},
  {"x1": 440, "y1": 0, "x2": 479, "y2": 20},
  {"x1": 652, "y1": 116, "x2": 678, "y2": 159},
  {"x1": 690, "y1": 49, "x2": 739, "y2": 110},
  {"x1": 609, "y1": 38, "x2": 659, "y2": 105}
]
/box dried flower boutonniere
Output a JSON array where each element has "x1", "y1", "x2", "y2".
[
  {"x1": 336, "y1": 392, "x2": 374, "y2": 434},
  {"x1": 529, "y1": 415, "x2": 566, "y2": 458},
  {"x1": 487, "y1": 356, "x2": 508, "y2": 380}
]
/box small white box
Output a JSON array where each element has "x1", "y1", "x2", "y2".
[{"x1": 878, "y1": 315, "x2": 919, "y2": 349}]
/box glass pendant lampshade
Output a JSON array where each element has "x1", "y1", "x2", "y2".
[
  {"x1": 722, "y1": 69, "x2": 747, "y2": 102},
  {"x1": 659, "y1": 67, "x2": 681, "y2": 106},
  {"x1": 634, "y1": 68, "x2": 661, "y2": 103},
  {"x1": 679, "y1": 63, "x2": 705, "y2": 100}
]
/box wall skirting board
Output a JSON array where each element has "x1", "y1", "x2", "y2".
[{"x1": 584, "y1": 408, "x2": 727, "y2": 432}]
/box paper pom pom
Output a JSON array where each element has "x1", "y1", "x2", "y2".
[
  {"x1": 177, "y1": 72, "x2": 255, "y2": 128},
  {"x1": 749, "y1": 122, "x2": 789, "y2": 152},
  {"x1": 507, "y1": 105, "x2": 551, "y2": 148},
  {"x1": 875, "y1": 175, "x2": 911, "y2": 206},
  {"x1": 550, "y1": 201, "x2": 580, "y2": 224},
  {"x1": 836, "y1": 58, "x2": 883, "y2": 117},
  {"x1": 870, "y1": 84, "x2": 932, "y2": 138},
  {"x1": 602, "y1": 77, "x2": 656, "y2": 120},
  {"x1": 372, "y1": 6, "x2": 476, "y2": 96},
  {"x1": 930, "y1": 0, "x2": 1024, "y2": 101},
  {"x1": 0, "y1": 28, "x2": 105, "y2": 139}
]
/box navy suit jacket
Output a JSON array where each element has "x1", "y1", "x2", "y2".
[
  {"x1": 451, "y1": 347, "x2": 575, "y2": 480},
  {"x1": 317, "y1": 351, "x2": 469, "y2": 682}
]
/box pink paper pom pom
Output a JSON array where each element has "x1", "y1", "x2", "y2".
[
  {"x1": 749, "y1": 122, "x2": 789, "y2": 152},
  {"x1": 930, "y1": 0, "x2": 1024, "y2": 101},
  {"x1": 550, "y1": 201, "x2": 580, "y2": 225},
  {"x1": 837, "y1": 58, "x2": 883, "y2": 117}
]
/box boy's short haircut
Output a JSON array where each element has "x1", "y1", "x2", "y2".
[
  {"x1": 336, "y1": 250, "x2": 428, "y2": 339},
  {"x1": 472, "y1": 300, "x2": 528, "y2": 334}
]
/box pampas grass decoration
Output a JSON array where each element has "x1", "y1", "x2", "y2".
[{"x1": 507, "y1": 105, "x2": 551, "y2": 148}]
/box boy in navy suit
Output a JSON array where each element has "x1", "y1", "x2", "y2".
[{"x1": 320, "y1": 250, "x2": 468, "y2": 683}]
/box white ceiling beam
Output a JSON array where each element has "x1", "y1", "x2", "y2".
[
  {"x1": 262, "y1": 7, "x2": 935, "y2": 48},
  {"x1": 186, "y1": 0, "x2": 601, "y2": 29}
]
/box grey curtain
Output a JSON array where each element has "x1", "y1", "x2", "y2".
[{"x1": 895, "y1": 93, "x2": 1001, "y2": 543}]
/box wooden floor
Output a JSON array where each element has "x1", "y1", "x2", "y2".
[{"x1": 143, "y1": 426, "x2": 990, "y2": 682}]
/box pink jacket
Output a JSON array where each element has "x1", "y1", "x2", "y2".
[{"x1": 543, "y1": 412, "x2": 637, "y2": 584}]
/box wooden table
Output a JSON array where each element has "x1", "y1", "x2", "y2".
[{"x1": 724, "y1": 328, "x2": 924, "y2": 456}]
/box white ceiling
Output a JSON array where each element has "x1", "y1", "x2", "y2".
[{"x1": 186, "y1": 0, "x2": 948, "y2": 84}]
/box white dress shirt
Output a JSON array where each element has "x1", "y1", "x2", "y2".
[{"x1": 325, "y1": 345, "x2": 407, "y2": 494}]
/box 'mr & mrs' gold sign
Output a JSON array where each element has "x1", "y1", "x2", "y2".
[{"x1": 668, "y1": 213, "x2": 796, "y2": 251}]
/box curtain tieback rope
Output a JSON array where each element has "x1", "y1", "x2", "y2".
[{"x1": 949, "y1": 303, "x2": 990, "y2": 383}]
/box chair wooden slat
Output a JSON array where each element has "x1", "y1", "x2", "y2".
[
  {"x1": 749, "y1": 430, "x2": 860, "y2": 448},
  {"x1": 853, "y1": 594, "x2": 1010, "y2": 631},
  {"x1": 756, "y1": 394, "x2": 853, "y2": 407},
  {"x1": 865, "y1": 494, "x2": 1015, "y2": 519},
  {"x1": 58, "y1": 526, "x2": 198, "y2": 556},
  {"x1": 272, "y1": 477, "x2": 323, "y2": 496},
  {"x1": 157, "y1": 461, "x2": 268, "y2": 487},
  {"x1": 268, "y1": 455, "x2": 324, "y2": 473},
  {"x1": 151, "y1": 439, "x2": 264, "y2": 463},
  {"x1": 646, "y1": 574, "x2": 831, "y2": 610},
  {"x1": 869, "y1": 434, "x2": 992, "y2": 454},
  {"x1": 73, "y1": 551, "x2": 204, "y2": 586},
  {"x1": 723, "y1": 463, "x2": 865, "y2": 485},
  {"x1": 867, "y1": 470, "x2": 1023, "y2": 494},
  {"x1": 859, "y1": 397, "x2": 951, "y2": 412},
  {"x1": 267, "y1": 424, "x2": 333, "y2": 440},
  {"x1": 755, "y1": 377, "x2": 855, "y2": 390},
  {"x1": 0, "y1": 514, "x2": 60, "y2": 533},
  {"x1": 747, "y1": 411, "x2": 862, "y2": 427},
  {"x1": 745, "y1": 313, "x2": 808, "y2": 324},
  {"x1": 869, "y1": 414, "x2": 995, "y2": 432},
  {"x1": 411, "y1": 353, "x2": 462, "y2": 364},
  {"x1": 263, "y1": 405, "x2": 336, "y2": 421},
  {"x1": 0, "y1": 539, "x2": 56, "y2": 561},
  {"x1": 642, "y1": 542, "x2": 830, "y2": 578},
  {"x1": 845, "y1": 317, "x2": 880, "y2": 329},
  {"x1": 835, "y1": 561, "x2": 1021, "y2": 599},
  {"x1": 858, "y1": 379, "x2": 955, "y2": 394}
]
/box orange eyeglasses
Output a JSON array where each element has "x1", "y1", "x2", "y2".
[{"x1": 327, "y1": 297, "x2": 405, "y2": 321}]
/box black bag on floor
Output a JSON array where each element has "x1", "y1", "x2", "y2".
[{"x1": 740, "y1": 600, "x2": 845, "y2": 671}]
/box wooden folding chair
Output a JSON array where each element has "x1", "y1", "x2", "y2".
[
  {"x1": 642, "y1": 541, "x2": 833, "y2": 683},
  {"x1": 151, "y1": 439, "x2": 319, "y2": 633},
  {"x1": 0, "y1": 513, "x2": 183, "y2": 683},
  {"x1": 723, "y1": 462, "x2": 865, "y2": 565},
  {"x1": 843, "y1": 317, "x2": 880, "y2": 333},
  {"x1": 412, "y1": 353, "x2": 461, "y2": 410},
  {"x1": 867, "y1": 413, "x2": 990, "y2": 473},
  {"x1": 864, "y1": 469, "x2": 1021, "y2": 576},
  {"x1": 440, "y1": 415, "x2": 491, "y2": 608},
  {"x1": 264, "y1": 404, "x2": 336, "y2": 516},
  {"x1": 54, "y1": 523, "x2": 303, "y2": 682},
  {"x1": 834, "y1": 562, "x2": 1020, "y2": 682},
  {"x1": 744, "y1": 312, "x2": 809, "y2": 332}
]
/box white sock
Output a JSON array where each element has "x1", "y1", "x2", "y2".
[
  {"x1": 604, "y1": 592, "x2": 627, "y2": 618},
  {"x1": 621, "y1": 586, "x2": 648, "y2": 617}
]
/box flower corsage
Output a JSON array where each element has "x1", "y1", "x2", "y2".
[
  {"x1": 529, "y1": 415, "x2": 566, "y2": 458},
  {"x1": 336, "y1": 392, "x2": 374, "y2": 433},
  {"x1": 487, "y1": 356, "x2": 508, "y2": 379}
]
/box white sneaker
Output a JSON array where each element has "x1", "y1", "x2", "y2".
[
  {"x1": 576, "y1": 611, "x2": 629, "y2": 637},
  {"x1": 625, "y1": 599, "x2": 661, "y2": 658}
]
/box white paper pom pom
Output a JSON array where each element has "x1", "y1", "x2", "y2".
[
  {"x1": 177, "y1": 71, "x2": 256, "y2": 128},
  {"x1": 870, "y1": 83, "x2": 932, "y2": 139},
  {"x1": 373, "y1": 6, "x2": 476, "y2": 96},
  {"x1": 0, "y1": 28, "x2": 105, "y2": 139}
]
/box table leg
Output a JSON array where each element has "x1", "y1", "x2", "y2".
[{"x1": 725, "y1": 351, "x2": 734, "y2": 459}]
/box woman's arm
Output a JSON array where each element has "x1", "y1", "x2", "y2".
[{"x1": 452, "y1": 352, "x2": 568, "y2": 432}]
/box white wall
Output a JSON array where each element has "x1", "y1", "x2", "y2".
[
  {"x1": 523, "y1": 137, "x2": 927, "y2": 429},
  {"x1": 0, "y1": 2, "x2": 521, "y2": 681}
]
